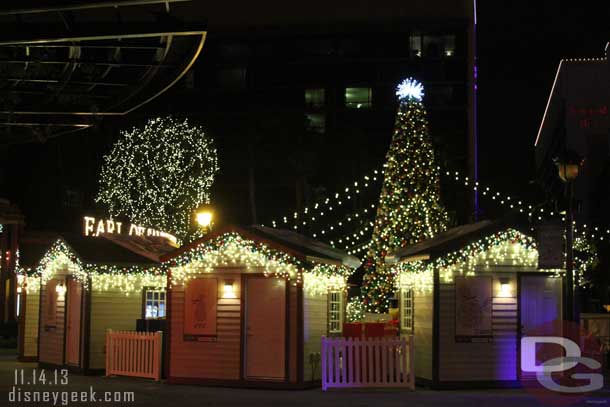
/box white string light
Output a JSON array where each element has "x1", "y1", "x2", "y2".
[{"x1": 267, "y1": 169, "x2": 383, "y2": 230}]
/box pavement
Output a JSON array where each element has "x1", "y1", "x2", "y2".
[{"x1": 0, "y1": 348, "x2": 609, "y2": 407}]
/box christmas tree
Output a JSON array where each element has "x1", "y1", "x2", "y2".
[{"x1": 361, "y1": 78, "x2": 448, "y2": 312}]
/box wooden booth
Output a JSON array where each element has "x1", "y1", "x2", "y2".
[
  {"x1": 16, "y1": 233, "x2": 59, "y2": 361},
  {"x1": 161, "y1": 225, "x2": 360, "y2": 388},
  {"x1": 36, "y1": 236, "x2": 166, "y2": 373},
  {"x1": 386, "y1": 220, "x2": 563, "y2": 388}
]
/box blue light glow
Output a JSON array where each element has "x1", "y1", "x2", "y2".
[{"x1": 396, "y1": 78, "x2": 424, "y2": 101}]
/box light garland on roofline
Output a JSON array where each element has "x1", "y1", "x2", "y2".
[
  {"x1": 168, "y1": 232, "x2": 355, "y2": 294},
  {"x1": 18, "y1": 239, "x2": 166, "y2": 295},
  {"x1": 168, "y1": 233, "x2": 303, "y2": 285},
  {"x1": 303, "y1": 264, "x2": 352, "y2": 296},
  {"x1": 392, "y1": 229, "x2": 542, "y2": 289}
]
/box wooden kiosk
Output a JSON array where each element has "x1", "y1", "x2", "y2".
[
  {"x1": 36, "y1": 235, "x2": 165, "y2": 373},
  {"x1": 387, "y1": 220, "x2": 563, "y2": 388},
  {"x1": 161, "y1": 225, "x2": 360, "y2": 388}
]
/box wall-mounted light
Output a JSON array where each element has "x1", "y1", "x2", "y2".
[
  {"x1": 56, "y1": 282, "x2": 67, "y2": 299},
  {"x1": 223, "y1": 280, "x2": 236, "y2": 299},
  {"x1": 499, "y1": 278, "x2": 511, "y2": 297}
]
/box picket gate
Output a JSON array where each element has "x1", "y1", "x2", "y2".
[
  {"x1": 105, "y1": 330, "x2": 162, "y2": 381},
  {"x1": 321, "y1": 336, "x2": 414, "y2": 390}
]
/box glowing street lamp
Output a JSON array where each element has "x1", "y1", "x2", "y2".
[{"x1": 195, "y1": 205, "x2": 214, "y2": 230}]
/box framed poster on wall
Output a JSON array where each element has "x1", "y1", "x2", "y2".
[
  {"x1": 184, "y1": 278, "x2": 217, "y2": 337},
  {"x1": 455, "y1": 276, "x2": 492, "y2": 342}
]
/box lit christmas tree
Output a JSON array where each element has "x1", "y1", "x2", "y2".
[
  {"x1": 361, "y1": 78, "x2": 448, "y2": 312},
  {"x1": 97, "y1": 117, "x2": 219, "y2": 242}
]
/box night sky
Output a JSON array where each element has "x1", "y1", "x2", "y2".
[{"x1": 1, "y1": 0, "x2": 608, "y2": 233}]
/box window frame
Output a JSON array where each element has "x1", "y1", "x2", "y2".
[
  {"x1": 400, "y1": 288, "x2": 414, "y2": 333},
  {"x1": 142, "y1": 287, "x2": 167, "y2": 320},
  {"x1": 328, "y1": 290, "x2": 344, "y2": 335}
]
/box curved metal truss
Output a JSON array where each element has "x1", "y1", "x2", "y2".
[{"x1": 0, "y1": 0, "x2": 206, "y2": 145}]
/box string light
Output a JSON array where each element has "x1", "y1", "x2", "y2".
[
  {"x1": 392, "y1": 229, "x2": 540, "y2": 289},
  {"x1": 361, "y1": 79, "x2": 449, "y2": 313},
  {"x1": 268, "y1": 170, "x2": 382, "y2": 230},
  {"x1": 167, "y1": 232, "x2": 355, "y2": 294},
  {"x1": 346, "y1": 297, "x2": 366, "y2": 322},
  {"x1": 97, "y1": 116, "x2": 219, "y2": 242},
  {"x1": 18, "y1": 239, "x2": 166, "y2": 295}
]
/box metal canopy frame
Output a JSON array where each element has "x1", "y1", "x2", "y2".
[{"x1": 0, "y1": 0, "x2": 206, "y2": 145}]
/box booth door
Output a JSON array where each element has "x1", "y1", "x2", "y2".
[
  {"x1": 65, "y1": 279, "x2": 82, "y2": 366},
  {"x1": 244, "y1": 277, "x2": 286, "y2": 380},
  {"x1": 519, "y1": 276, "x2": 562, "y2": 380}
]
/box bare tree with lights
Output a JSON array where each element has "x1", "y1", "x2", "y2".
[
  {"x1": 361, "y1": 78, "x2": 448, "y2": 313},
  {"x1": 97, "y1": 116, "x2": 219, "y2": 242}
]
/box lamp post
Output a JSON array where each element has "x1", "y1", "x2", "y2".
[
  {"x1": 195, "y1": 204, "x2": 214, "y2": 233},
  {"x1": 554, "y1": 151, "x2": 583, "y2": 322}
]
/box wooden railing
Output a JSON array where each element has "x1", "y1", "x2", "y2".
[
  {"x1": 321, "y1": 336, "x2": 414, "y2": 390},
  {"x1": 105, "y1": 330, "x2": 163, "y2": 381}
]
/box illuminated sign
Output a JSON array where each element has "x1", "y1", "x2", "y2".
[{"x1": 83, "y1": 216, "x2": 177, "y2": 244}]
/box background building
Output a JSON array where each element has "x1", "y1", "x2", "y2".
[
  {"x1": 148, "y1": 0, "x2": 477, "y2": 228},
  {"x1": 535, "y1": 43, "x2": 610, "y2": 224}
]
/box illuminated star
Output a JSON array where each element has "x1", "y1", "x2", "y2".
[{"x1": 396, "y1": 78, "x2": 424, "y2": 101}]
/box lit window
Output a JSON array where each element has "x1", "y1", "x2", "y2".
[
  {"x1": 306, "y1": 113, "x2": 325, "y2": 134},
  {"x1": 144, "y1": 288, "x2": 166, "y2": 319},
  {"x1": 401, "y1": 288, "x2": 413, "y2": 332},
  {"x1": 423, "y1": 34, "x2": 457, "y2": 58},
  {"x1": 328, "y1": 291, "x2": 343, "y2": 334},
  {"x1": 305, "y1": 88, "x2": 325, "y2": 108},
  {"x1": 410, "y1": 34, "x2": 422, "y2": 57},
  {"x1": 345, "y1": 87, "x2": 372, "y2": 109},
  {"x1": 444, "y1": 35, "x2": 456, "y2": 57}
]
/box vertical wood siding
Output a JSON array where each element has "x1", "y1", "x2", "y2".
[
  {"x1": 302, "y1": 291, "x2": 326, "y2": 382},
  {"x1": 438, "y1": 273, "x2": 518, "y2": 382},
  {"x1": 39, "y1": 280, "x2": 65, "y2": 365},
  {"x1": 169, "y1": 272, "x2": 242, "y2": 380},
  {"x1": 22, "y1": 290, "x2": 40, "y2": 359},
  {"x1": 89, "y1": 289, "x2": 142, "y2": 370}
]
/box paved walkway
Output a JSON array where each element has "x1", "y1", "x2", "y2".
[{"x1": 1, "y1": 349, "x2": 608, "y2": 407}]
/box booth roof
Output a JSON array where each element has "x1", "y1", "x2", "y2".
[
  {"x1": 18, "y1": 232, "x2": 59, "y2": 269},
  {"x1": 387, "y1": 218, "x2": 530, "y2": 263},
  {"x1": 161, "y1": 225, "x2": 361, "y2": 268},
  {"x1": 60, "y1": 234, "x2": 159, "y2": 266}
]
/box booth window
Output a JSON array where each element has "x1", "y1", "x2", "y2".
[
  {"x1": 144, "y1": 288, "x2": 166, "y2": 319},
  {"x1": 328, "y1": 291, "x2": 343, "y2": 334},
  {"x1": 345, "y1": 87, "x2": 372, "y2": 109},
  {"x1": 401, "y1": 288, "x2": 414, "y2": 332}
]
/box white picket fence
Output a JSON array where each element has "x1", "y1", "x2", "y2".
[
  {"x1": 321, "y1": 336, "x2": 414, "y2": 390},
  {"x1": 105, "y1": 330, "x2": 163, "y2": 381}
]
